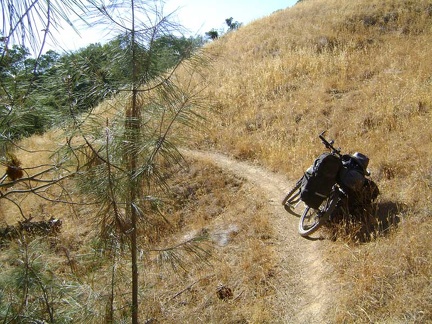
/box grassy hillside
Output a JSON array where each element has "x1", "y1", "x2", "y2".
[
  {"x1": 184, "y1": 0, "x2": 432, "y2": 321},
  {"x1": 194, "y1": 0, "x2": 432, "y2": 206},
  {"x1": 1, "y1": 0, "x2": 431, "y2": 322}
]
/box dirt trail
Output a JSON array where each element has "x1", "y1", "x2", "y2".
[{"x1": 183, "y1": 149, "x2": 332, "y2": 323}]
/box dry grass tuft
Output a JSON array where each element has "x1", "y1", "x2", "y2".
[{"x1": 329, "y1": 213, "x2": 432, "y2": 323}]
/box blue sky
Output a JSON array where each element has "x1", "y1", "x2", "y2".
[
  {"x1": 45, "y1": 0, "x2": 297, "y2": 52},
  {"x1": 165, "y1": 0, "x2": 297, "y2": 35}
]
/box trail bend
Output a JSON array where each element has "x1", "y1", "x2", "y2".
[{"x1": 183, "y1": 149, "x2": 333, "y2": 324}]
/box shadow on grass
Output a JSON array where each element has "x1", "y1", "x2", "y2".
[
  {"x1": 325, "y1": 200, "x2": 405, "y2": 243},
  {"x1": 374, "y1": 200, "x2": 404, "y2": 233}
]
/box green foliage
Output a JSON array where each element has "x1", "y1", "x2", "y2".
[
  {"x1": 0, "y1": 46, "x2": 59, "y2": 144},
  {"x1": 225, "y1": 17, "x2": 242, "y2": 30},
  {"x1": 1, "y1": 1, "x2": 210, "y2": 322},
  {"x1": 151, "y1": 35, "x2": 203, "y2": 72},
  {"x1": 205, "y1": 29, "x2": 219, "y2": 40},
  {"x1": 0, "y1": 237, "x2": 128, "y2": 323},
  {"x1": 205, "y1": 17, "x2": 242, "y2": 41},
  {"x1": 1, "y1": 239, "x2": 71, "y2": 322},
  {"x1": 73, "y1": 75, "x2": 207, "y2": 240},
  {"x1": 0, "y1": 33, "x2": 204, "y2": 143},
  {"x1": 0, "y1": 0, "x2": 89, "y2": 142}
]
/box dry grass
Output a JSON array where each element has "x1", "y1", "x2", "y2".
[
  {"x1": 329, "y1": 213, "x2": 432, "y2": 323},
  {"x1": 181, "y1": 0, "x2": 432, "y2": 322},
  {"x1": 1, "y1": 0, "x2": 432, "y2": 322},
  {"x1": 192, "y1": 0, "x2": 432, "y2": 196},
  {"x1": 142, "y1": 160, "x2": 280, "y2": 322},
  {"x1": 1, "y1": 157, "x2": 280, "y2": 322}
]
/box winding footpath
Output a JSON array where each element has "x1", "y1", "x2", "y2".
[{"x1": 183, "y1": 149, "x2": 333, "y2": 323}]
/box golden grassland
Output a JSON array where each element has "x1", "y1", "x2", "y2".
[
  {"x1": 1, "y1": 157, "x2": 282, "y2": 322},
  {"x1": 1, "y1": 0, "x2": 431, "y2": 322},
  {"x1": 183, "y1": 0, "x2": 432, "y2": 321}
]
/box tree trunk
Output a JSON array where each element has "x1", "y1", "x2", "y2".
[{"x1": 129, "y1": 1, "x2": 139, "y2": 323}]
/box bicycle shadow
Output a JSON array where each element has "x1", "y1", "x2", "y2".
[
  {"x1": 326, "y1": 200, "x2": 404, "y2": 243},
  {"x1": 374, "y1": 200, "x2": 404, "y2": 233}
]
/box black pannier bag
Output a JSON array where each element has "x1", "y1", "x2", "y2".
[
  {"x1": 338, "y1": 155, "x2": 380, "y2": 203},
  {"x1": 300, "y1": 153, "x2": 341, "y2": 209},
  {"x1": 338, "y1": 157, "x2": 366, "y2": 193}
]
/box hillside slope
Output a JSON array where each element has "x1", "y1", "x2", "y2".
[
  {"x1": 192, "y1": 0, "x2": 432, "y2": 208},
  {"x1": 183, "y1": 0, "x2": 432, "y2": 322},
  {"x1": 1, "y1": 0, "x2": 431, "y2": 322}
]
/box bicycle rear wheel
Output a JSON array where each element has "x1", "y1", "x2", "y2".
[
  {"x1": 282, "y1": 178, "x2": 302, "y2": 216},
  {"x1": 298, "y1": 190, "x2": 339, "y2": 237}
]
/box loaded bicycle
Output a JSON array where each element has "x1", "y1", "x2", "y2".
[{"x1": 282, "y1": 131, "x2": 379, "y2": 237}]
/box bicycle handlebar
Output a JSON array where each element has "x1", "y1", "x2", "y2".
[{"x1": 319, "y1": 131, "x2": 341, "y2": 156}]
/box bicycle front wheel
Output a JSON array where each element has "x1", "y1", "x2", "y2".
[{"x1": 298, "y1": 190, "x2": 339, "y2": 237}]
